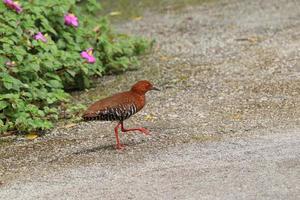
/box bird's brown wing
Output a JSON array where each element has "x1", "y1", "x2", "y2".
[{"x1": 82, "y1": 91, "x2": 139, "y2": 121}]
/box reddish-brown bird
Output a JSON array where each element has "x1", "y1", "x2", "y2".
[{"x1": 82, "y1": 80, "x2": 159, "y2": 149}]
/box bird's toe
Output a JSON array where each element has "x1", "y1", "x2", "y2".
[
  {"x1": 140, "y1": 128, "x2": 150, "y2": 135},
  {"x1": 115, "y1": 144, "x2": 126, "y2": 150}
]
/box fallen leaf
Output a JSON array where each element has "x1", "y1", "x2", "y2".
[
  {"x1": 132, "y1": 16, "x2": 143, "y2": 21},
  {"x1": 93, "y1": 26, "x2": 101, "y2": 32},
  {"x1": 26, "y1": 133, "x2": 38, "y2": 140},
  {"x1": 160, "y1": 56, "x2": 170, "y2": 61},
  {"x1": 144, "y1": 114, "x2": 156, "y2": 121},
  {"x1": 231, "y1": 114, "x2": 242, "y2": 121},
  {"x1": 248, "y1": 36, "x2": 261, "y2": 43},
  {"x1": 179, "y1": 75, "x2": 188, "y2": 81},
  {"x1": 63, "y1": 123, "x2": 77, "y2": 129},
  {"x1": 235, "y1": 36, "x2": 261, "y2": 43},
  {"x1": 109, "y1": 11, "x2": 121, "y2": 16}
]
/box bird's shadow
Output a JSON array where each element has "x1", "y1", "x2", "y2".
[
  {"x1": 72, "y1": 144, "x2": 114, "y2": 155},
  {"x1": 72, "y1": 140, "x2": 146, "y2": 155}
]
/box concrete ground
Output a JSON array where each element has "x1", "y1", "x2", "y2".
[
  {"x1": 1, "y1": 0, "x2": 300, "y2": 199},
  {"x1": 1, "y1": 130, "x2": 299, "y2": 200}
]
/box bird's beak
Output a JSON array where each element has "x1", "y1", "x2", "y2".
[{"x1": 151, "y1": 86, "x2": 160, "y2": 91}]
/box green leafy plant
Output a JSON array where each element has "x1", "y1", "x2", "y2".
[{"x1": 0, "y1": 0, "x2": 151, "y2": 134}]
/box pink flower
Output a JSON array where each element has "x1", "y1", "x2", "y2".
[
  {"x1": 81, "y1": 48, "x2": 96, "y2": 64},
  {"x1": 64, "y1": 13, "x2": 78, "y2": 27},
  {"x1": 5, "y1": 61, "x2": 16, "y2": 67},
  {"x1": 3, "y1": 0, "x2": 22, "y2": 13},
  {"x1": 33, "y1": 32, "x2": 47, "y2": 43}
]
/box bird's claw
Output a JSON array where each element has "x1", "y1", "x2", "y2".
[
  {"x1": 139, "y1": 128, "x2": 150, "y2": 135},
  {"x1": 115, "y1": 144, "x2": 126, "y2": 150}
]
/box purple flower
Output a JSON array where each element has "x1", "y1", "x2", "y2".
[
  {"x1": 64, "y1": 13, "x2": 78, "y2": 27},
  {"x1": 81, "y1": 48, "x2": 96, "y2": 64},
  {"x1": 3, "y1": 0, "x2": 22, "y2": 13},
  {"x1": 33, "y1": 32, "x2": 47, "y2": 43}
]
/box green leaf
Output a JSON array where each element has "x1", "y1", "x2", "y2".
[
  {"x1": 0, "y1": 0, "x2": 150, "y2": 134},
  {"x1": 0, "y1": 73, "x2": 23, "y2": 91},
  {"x1": 0, "y1": 93, "x2": 20, "y2": 101},
  {"x1": 66, "y1": 69, "x2": 76, "y2": 77},
  {"x1": 0, "y1": 101, "x2": 9, "y2": 110},
  {"x1": 0, "y1": 38, "x2": 14, "y2": 45},
  {"x1": 48, "y1": 79, "x2": 63, "y2": 88},
  {"x1": 41, "y1": 18, "x2": 57, "y2": 34}
]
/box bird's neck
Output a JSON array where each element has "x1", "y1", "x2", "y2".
[
  {"x1": 130, "y1": 91, "x2": 146, "y2": 111},
  {"x1": 131, "y1": 90, "x2": 146, "y2": 98}
]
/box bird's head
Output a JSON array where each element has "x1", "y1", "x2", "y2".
[{"x1": 131, "y1": 80, "x2": 160, "y2": 95}]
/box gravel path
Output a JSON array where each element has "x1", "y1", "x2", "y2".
[
  {"x1": 1, "y1": 0, "x2": 300, "y2": 199},
  {"x1": 1, "y1": 130, "x2": 299, "y2": 200}
]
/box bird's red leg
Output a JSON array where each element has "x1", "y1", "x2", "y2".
[
  {"x1": 114, "y1": 122, "x2": 125, "y2": 150},
  {"x1": 120, "y1": 121, "x2": 150, "y2": 135}
]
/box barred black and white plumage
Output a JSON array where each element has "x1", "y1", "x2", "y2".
[{"x1": 83, "y1": 103, "x2": 138, "y2": 122}]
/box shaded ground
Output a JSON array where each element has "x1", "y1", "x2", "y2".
[{"x1": 1, "y1": 0, "x2": 300, "y2": 199}]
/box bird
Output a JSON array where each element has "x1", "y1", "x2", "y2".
[{"x1": 82, "y1": 80, "x2": 160, "y2": 150}]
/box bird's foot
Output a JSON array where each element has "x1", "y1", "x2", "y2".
[
  {"x1": 115, "y1": 143, "x2": 126, "y2": 150},
  {"x1": 121, "y1": 127, "x2": 150, "y2": 135},
  {"x1": 138, "y1": 127, "x2": 150, "y2": 135}
]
